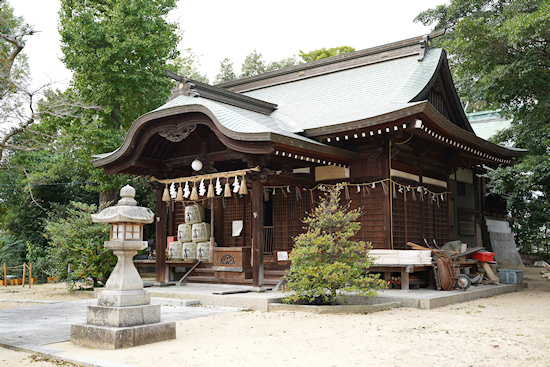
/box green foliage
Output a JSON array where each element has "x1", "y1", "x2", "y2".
[
  {"x1": 0, "y1": 148, "x2": 99, "y2": 247},
  {"x1": 217, "y1": 45, "x2": 353, "y2": 83},
  {"x1": 0, "y1": 234, "x2": 26, "y2": 268},
  {"x1": 283, "y1": 184, "x2": 387, "y2": 305},
  {"x1": 44, "y1": 201, "x2": 115, "y2": 289},
  {"x1": 30, "y1": 0, "x2": 183, "y2": 194},
  {"x1": 169, "y1": 49, "x2": 209, "y2": 84},
  {"x1": 239, "y1": 50, "x2": 267, "y2": 78},
  {"x1": 26, "y1": 241, "x2": 51, "y2": 279},
  {"x1": 416, "y1": 0, "x2": 550, "y2": 253},
  {"x1": 0, "y1": 1, "x2": 31, "y2": 93},
  {"x1": 214, "y1": 58, "x2": 238, "y2": 84},
  {"x1": 299, "y1": 46, "x2": 355, "y2": 63},
  {"x1": 59, "y1": 0, "x2": 180, "y2": 130}
]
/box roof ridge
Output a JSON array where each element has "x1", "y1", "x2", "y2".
[
  {"x1": 166, "y1": 70, "x2": 278, "y2": 115},
  {"x1": 216, "y1": 30, "x2": 446, "y2": 92}
]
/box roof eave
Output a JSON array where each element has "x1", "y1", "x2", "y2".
[{"x1": 92, "y1": 104, "x2": 355, "y2": 169}]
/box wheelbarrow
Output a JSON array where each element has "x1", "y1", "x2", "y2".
[{"x1": 408, "y1": 240, "x2": 483, "y2": 291}]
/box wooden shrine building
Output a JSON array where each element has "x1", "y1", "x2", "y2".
[{"x1": 92, "y1": 31, "x2": 525, "y2": 287}]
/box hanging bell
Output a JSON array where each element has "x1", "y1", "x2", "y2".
[
  {"x1": 207, "y1": 182, "x2": 215, "y2": 198},
  {"x1": 162, "y1": 185, "x2": 170, "y2": 202},
  {"x1": 190, "y1": 184, "x2": 199, "y2": 201},
  {"x1": 239, "y1": 177, "x2": 248, "y2": 195},
  {"x1": 176, "y1": 184, "x2": 184, "y2": 201},
  {"x1": 224, "y1": 181, "x2": 231, "y2": 197}
]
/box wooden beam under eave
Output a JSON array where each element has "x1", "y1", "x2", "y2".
[
  {"x1": 163, "y1": 150, "x2": 247, "y2": 170},
  {"x1": 132, "y1": 156, "x2": 163, "y2": 169},
  {"x1": 266, "y1": 174, "x2": 315, "y2": 188}
]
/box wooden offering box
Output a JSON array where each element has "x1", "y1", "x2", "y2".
[{"x1": 213, "y1": 247, "x2": 252, "y2": 281}]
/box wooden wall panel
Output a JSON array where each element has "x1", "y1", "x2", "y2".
[
  {"x1": 391, "y1": 178, "x2": 425, "y2": 248},
  {"x1": 349, "y1": 188, "x2": 386, "y2": 249},
  {"x1": 221, "y1": 196, "x2": 251, "y2": 247},
  {"x1": 422, "y1": 199, "x2": 436, "y2": 242},
  {"x1": 435, "y1": 198, "x2": 450, "y2": 244},
  {"x1": 272, "y1": 189, "x2": 311, "y2": 251},
  {"x1": 406, "y1": 199, "x2": 422, "y2": 245},
  {"x1": 350, "y1": 158, "x2": 385, "y2": 179},
  {"x1": 392, "y1": 187, "x2": 406, "y2": 249}
]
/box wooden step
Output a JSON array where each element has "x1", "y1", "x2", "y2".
[
  {"x1": 183, "y1": 275, "x2": 281, "y2": 287},
  {"x1": 183, "y1": 275, "x2": 218, "y2": 284},
  {"x1": 192, "y1": 268, "x2": 215, "y2": 275},
  {"x1": 264, "y1": 269, "x2": 288, "y2": 277}
]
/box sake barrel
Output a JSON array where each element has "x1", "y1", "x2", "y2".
[
  {"x1": 191, "y1": 222, "x2": 211, "y2": 242},
  {"x1": 181, "y1": 242, "x2": 197, "y2": 260},
  {"x1": 167, "y1": 241, "x2": 182, "y2": 260},
  {"x1": 196, "y1": 242, "x2": 211, "y2": 262},
  {"x1": 177, "y1": 224, "x2": 192, "y2": 242},
  {"x1": 184, "y1": 205, "x2": 206, "y2": 224}
]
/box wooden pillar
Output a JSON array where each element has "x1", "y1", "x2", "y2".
[
  {"x1": 154, "y1": 186, "x2": 167, "y2": 283},
  {"x1": 251, "y1": 179, "x2": 264, "y2": 287},
  {"x1": 383, "y1": 146, "x2": 391, "y2": 249}
]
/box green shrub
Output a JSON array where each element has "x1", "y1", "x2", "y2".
[
  {"x1": 283, "y1": 184, "x2": 387, "y2": 305},
  {"x1": 44, "y1": 201, "x2": 115, "y2": 289},
  {"x1": 0, "y1": 234, "x2": 27, "y2": 268}
]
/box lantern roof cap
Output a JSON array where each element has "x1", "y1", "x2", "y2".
[{"x1": 91, "y1": 185, "x2": 154, "y2": 224}]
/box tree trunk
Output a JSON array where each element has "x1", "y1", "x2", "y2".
[{"x1": 99, "y1": 189, "x2": 118, "y2": 205}]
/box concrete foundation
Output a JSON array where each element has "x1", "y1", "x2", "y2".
[{"x1": 70, "y1": 321, "x2": 176, "y2": 350}]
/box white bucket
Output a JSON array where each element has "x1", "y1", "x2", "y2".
[
  {"x1": 185, "y1": 205, "x2": 205, "y2": 224},
  {"x1": 182, "y1": 242, "x2": 197, "y2": 260},
  {"x1": 197, "y1": 242, "x2": 211, "y2": 262},
  {"x1": 192, "y1": 223, "x2": 211, "y2": 242},
  {"x1": 177, "y1": 224, "x2": 192, "y2": 242},
  {"x1": 167, "y1": 241, "x2": 182, "y2": 260}
]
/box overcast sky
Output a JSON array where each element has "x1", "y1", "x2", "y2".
[{"x1": 13, "y1": 0, "x2": 447, "y2": 88}]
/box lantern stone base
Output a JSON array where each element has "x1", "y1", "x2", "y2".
[
  {"x1": 98, "y1": 289, "x2": 150, "y2": 307},
  {"x1": 71, "y1": 321, "x2": 176, "y2": 350},
  {"x1": 87, "y1": 304, "x2": 161, "y2": 327},
  {"x1": 71, "y1": 291, "x2": 176, "y2": 349}
]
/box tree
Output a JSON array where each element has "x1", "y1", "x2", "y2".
[
  {"x1": 57, "y1": 0, "x2": 181, "y2": 198},
  {"x1": 266, "y1": 56, "x2": 299, "y2": 72},
  {"x1": 44, "y1": 201, "x2": 115, "y2": 289},
  {"x1": 0, "y1": 1, "x2": 32, "y2": 94},
  {"x1": 59, "y1": 0, "x2": 180, "y2": 135},
  {"x1": 239, "y1": 49, "x2": 267, "y2": 78},
  {"x1": 170, "y1": 49, "x2": 209, "y2": 84},
  {"x1": 1, "y1": 1, "x2": 33, "y2": 158},
  {"x1": 216, "y1": 46, "x2": 354, "y2": 83},
  {"x1": 283, "y1": 184, "x2": 387, "y2": 305},
  {"x1": 416, "y1": 0, "x2": 550, "y2": 254},
  {"x1": 299, "y1": 46, "x2": 355, "y2": 63},
  {"x1": 214, "y1": 58, "x2": 237, "y2": 84}
]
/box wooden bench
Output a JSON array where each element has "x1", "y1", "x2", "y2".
[{"x1": 134, "y1": 260, "x2": 204, "y2": 281}]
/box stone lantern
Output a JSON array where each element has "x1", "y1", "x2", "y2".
[{"x1": 71, "y1": 185, "x2": 176, "y2": 349}]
